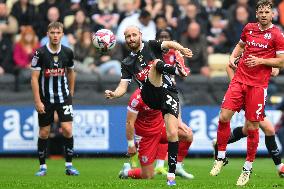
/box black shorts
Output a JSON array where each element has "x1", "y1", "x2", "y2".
[
  {"x1": 38, "y1": 98, "x2": 73, "y2": 127},
  {"x1": 141, "y1": 79, "x2": 179, "y2": 118}
]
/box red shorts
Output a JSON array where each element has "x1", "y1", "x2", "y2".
[
  {"x1": 136, "y1": 126, "x2": 168, "y2": 166},
  {"x1": 221, "y1": 80, "x2": 267, "y2": 121}
]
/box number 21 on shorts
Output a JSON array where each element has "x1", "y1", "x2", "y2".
[{"x1": 63, "y1": 105, "x2": 74, "y2": 117}]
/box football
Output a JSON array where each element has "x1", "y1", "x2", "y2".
[{"x1": 92, "y1": 29, "x2": 116, "y2": 51}]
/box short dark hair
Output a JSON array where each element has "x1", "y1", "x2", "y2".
[
  {"x1": 156, "y1": 28, "x2": 173, "y2": 40},
  {"x1": 139, "y1": 9, "x2": 151, "y2": 19},
  {"x1": 47, "y1": 21, "x2": 64, "y2": 31},
  {"x1": 256, "y1": 0, "x2": 273, "y2": 10}
]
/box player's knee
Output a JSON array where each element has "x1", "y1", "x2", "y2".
[
  {"x1": 167, "y1": 129, "x2": 178, "y2": 141},
  {"x1": 263, "y1": 127, "x2": 275, "y2": 136},
  {"x1": 141, "y1": 171, "x2": 154, "y2": 179},
  {"x1": 61, "y1": 126, "x2": 72, "y2": 137},
  {"x1": 219, "y1": 113, "x2": 231, "y2": 123},
  {"x1": 39, "y1": 129, "x2": 49, "y2": 139}
]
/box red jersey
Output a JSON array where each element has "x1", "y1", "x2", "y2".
[
  {"x1": 233, "y1": 23, "x2": 284, "y2": 87},
  {"x1": 127, "y1": 89, "x2": 164, "y2": 137},
  {"x1": 163, "y1": 49, "x2": 176, "y2": 65}
]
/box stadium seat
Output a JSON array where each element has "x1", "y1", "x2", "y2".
[
  {"x1": 76, "y1": 73, "x2": 100, "y2": 91},
  {"x1": 178, "y1": 75, "x2": 216, "y2": 105},
  {"x1": 64, "y1": 15, "x2": 75, "y2": 29},
  {"x1": 208, "y1": 76, "x2": 229, "y2": 104},
  {"x1": 208, "y1": 53, "x2": 230, "y2": 77},
  {"x1": 97, "y1": 74, "x2": 120, "y2": 92}
]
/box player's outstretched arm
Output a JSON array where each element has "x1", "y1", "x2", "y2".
[
  {"x1": 105, "y1": 80, "x2": 128, "y2": 99},
  {"x1": 161, "y1": 41, "x2": 193, "y2": 58},
  {"x1": 126, "y1": 110, "x2": 138, "y2": 156},
  {"x1": 245, "y1": 54, "x2": 284, "y2": 68}
]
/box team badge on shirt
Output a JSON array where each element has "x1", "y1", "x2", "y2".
[
  {"x1": 131, "y1": 98, "x2": 139, "y2": 108},
  {"x1": 31, "y1": 56, "x2": 39, "y2": 67},
  {"x1": 141, "y1": 156, "x2": 148, "y2": 163},
  {"x1": 53, "y1": 56, "x2": 59, "y2": 62},
  {"x1": 264, "y1": 33, "x2": 271, "y2": 40}
]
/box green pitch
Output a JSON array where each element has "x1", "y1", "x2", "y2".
[{"x1": 0, "y1": 158, "x2": 282, "y2": 189}]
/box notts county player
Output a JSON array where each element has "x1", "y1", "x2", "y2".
[
  {"x1": 105, "y1": 26, "x2": 192, "y2": 186},
  {"x1": 31, "y1": 22, "x2": 79, "y2": 176}
]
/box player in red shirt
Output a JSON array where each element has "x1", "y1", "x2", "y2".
[
  {"x1": 118, "y1": 88, "x2": 193, "y2": 179},
  {"x1": 210, "y1": 0, "x2": 284, "y2": 186}
]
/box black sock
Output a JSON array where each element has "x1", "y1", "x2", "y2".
[
  {"x1": 156, "y1": 60, "x2": 176, "y2": 75},
  {"x1": 38, "y1": 138, "x2": 48, "y2": 165},
  {"x1": 227, "y1": 126, "x2": 246, "y2": 144},
  {"x1": 64, "y1": 136, "x2": 74, "y2": 163},
  {"x1": 265, "y1": 135, "x2": 282, "y2": 166},
  {"x1": 168, "y1": 141, "x2": 178, "y2": 174}
]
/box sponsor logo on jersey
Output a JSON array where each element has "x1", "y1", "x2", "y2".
[
  {"x1": 31, "y1": 56, "x2": 39, "y2": 67},
  {"x1": 44, "y1": 68, "x2": 65, "y2": 77},
  {"x1": 246, "y1": 40, "x2": 268, "y2": 49}
]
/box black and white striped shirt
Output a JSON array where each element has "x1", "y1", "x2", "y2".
[{"x1": 31, "y1": 44, "x2": 74, "y2": 104}]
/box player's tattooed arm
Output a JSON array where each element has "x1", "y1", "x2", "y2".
[
  {"x1": 126, "y1": 110, "x2": 138, "y2": 156},
  {"x1": 245, "y1": 54, "x2": 284, "y2": 68},
  {"x1": 229, "y1": 42, "x2": 245, "y2": 70},
  {"x1": 105, "y1": 80, "x2": 128, "y2": 99},
  {"x1": 161, "y1": 41, "x2": 193, "y2": 58}
]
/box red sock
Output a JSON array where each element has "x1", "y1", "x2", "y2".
[
  {"x1": 156, "y1": 143, "x2": 168, "y2": 160},
  {"x1": 128, "y1": 168, "x2": 142, "y2": 179},
  {"x1": 246, "y1": 129, "x2": 259, "y2": 162},
  {"x1": 217, "y1": 121, "x2": 231, "y2": 151},
  {"x1": 177, "y1": 141, "x2": 192, "y2": 162}
]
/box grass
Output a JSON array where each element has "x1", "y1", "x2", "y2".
[{"x1": 0, "y1": 158, "x2": 282, "y2": 189}]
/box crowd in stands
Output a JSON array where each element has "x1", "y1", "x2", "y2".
[{"x1": 0, "y1": 0, "x2": 284, "y2": 79}]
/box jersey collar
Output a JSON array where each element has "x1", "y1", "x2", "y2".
[
  {"x1": 46, "y1": 43, "x2": 62, "y2": 54},
  {"x1": 258, "y1": 23, "x2": 274, "y2": 31},
  {"x1": 130, "y1": 43, "x2": 144, "y2": 56}
]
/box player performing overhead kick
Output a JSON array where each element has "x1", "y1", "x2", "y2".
[{"x1": 105, "y1": 25, "x2": 192, "y2": 186}]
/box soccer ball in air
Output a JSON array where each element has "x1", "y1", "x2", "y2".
[{"x1": 92, "y1": 29, "x2": 116, "y2": 51}]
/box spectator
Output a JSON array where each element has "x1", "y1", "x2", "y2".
[
  {"x1": 91, "y1": 0, "x2": 120, "y2": 31},
  {"x1": 154, "y1": 14, "x2": 169, "y2": 30},
  {"x1": 117, "y1": 0, "x2": 138, "y2": 24},
  {"x1": 66, "y1": 9, "x2": 91, "y2": 43},
  {"x1": 13, "y1": 26, "x2": 39, "y2": 69},
  {"x1": 37, "y1": 0, "x2": 65, "y2": 38},
  {"x1": 227, "y1": 0, "x2": 255, "y2": 23},
  {"x1": 199, "y1": 0, "x2": 227, "y2": 22},
  {"x1": 206, "y1": 13, "x2": 229, "y2": 54},
  {"x1": 116, "y1": 9, "x2": 156, "y2": 43},
  {"x1": 177, "y1": 3, "x2": 208, "y2": 40},
  {"x1": 93, "y1": 43, "x2": 123, "y2": 76},
  {"x1": 73, "y1": 30, "x2": 96, "y2": 74},
  {"x1": 164, "y1": 0, "x2": 191, "y2": 29},
  {"x1": 40, "y1": 7, "x2": 70, "y2": 47},
  {"x1": 180, "y1": 22, "x2": 210, "y2": 77},
  {"x1": 10, "y1": 0, "x2": 37, "y2": 30},
  {"x1": 0, "y1": 32, "x2": 13, "y2": 75},
  {"x1": 144, "y1": 0, "x2": 163, "y2": 18},
  {"x1": 226, "y1": 5, "x2": 249, "y2": 50},
  {"x1": 0, "y1": 2, "x2": 18, "y2": 36}
]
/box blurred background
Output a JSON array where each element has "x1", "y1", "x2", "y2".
[{"x1": 0, "y1": 0, "x2": 284, "y2": 157}]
